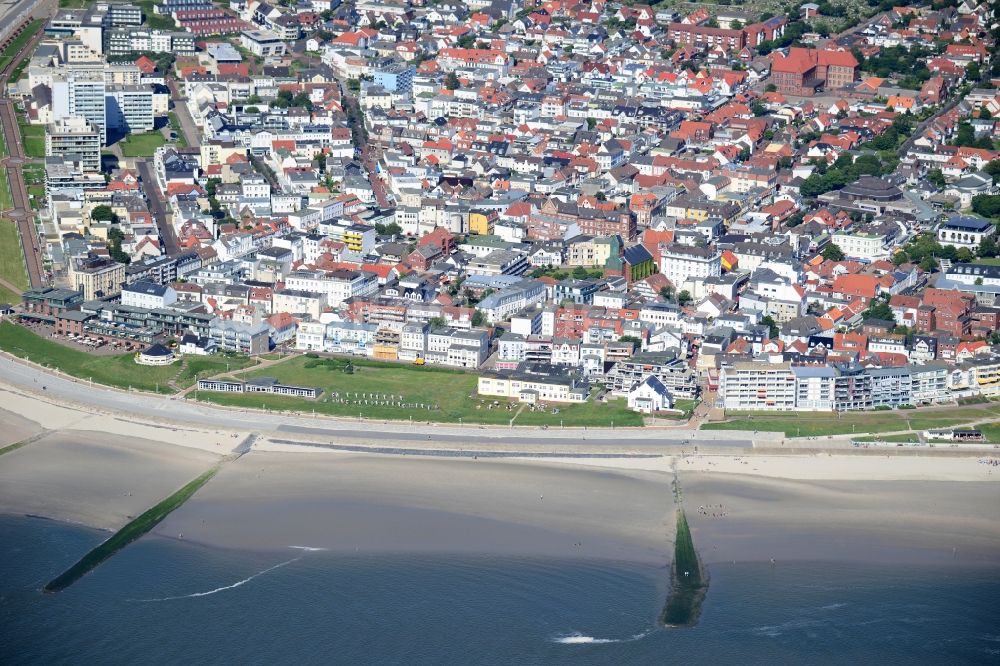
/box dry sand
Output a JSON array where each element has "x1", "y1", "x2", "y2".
[
  {"x1": 152, "y1": 452, "x2": 676, "y2": 565},
  {"x1": 0, "y1": 430, "x2": 220, "y2": 530}
]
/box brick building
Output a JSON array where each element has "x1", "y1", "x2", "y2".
[{"x1": 769, "y1": 48, "x2": 859, "y2": 96}]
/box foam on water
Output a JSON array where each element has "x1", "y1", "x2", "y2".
[
  {"x1": 133, "y1": 547, "x2": 319, "y2": 601},
  {"x1": 553, "y1": 630, "x2": 652, "y2": 645}
]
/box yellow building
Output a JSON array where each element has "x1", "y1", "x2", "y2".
[
  {"x1": 69, "y1": 257, "x2": 125, "y2": 299},
  {"x1": 468, "y1": 211, "x2": 496, "y2": 236}
]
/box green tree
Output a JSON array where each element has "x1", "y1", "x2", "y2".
[
  {"x1": 472, "y1": 309, "x2": 486, "y2": 327},
  {"x1": 444, "y1": 71, "x2": 460, "y2": 90},
  {"x1": 984, "y1": 159, "x2": 1000, "y2": 184},
  {"x1": 972, "y1": 195, "x2": 1000, "y2": 218},
  {"x1": 760, "y1": 315, "x2": 779, "y2": 338},
  {"x1": 374, "y1": 222, "x2": 402, "y2": 236},
  {"x1": 821, "y1": 243, "x2": 845, "y2": 261},
  {"x1": 979, "y1": 236, "x2": 999, "y2": 258},
  {"x1": 764, "y1": 83, "x2": 777, "y2": 93},
  {"x1": 677, "y1": 290, "x2": 692, "y2": 306},
  {"x1": 926, "y1": 168, "x2": 946, "y2": 188},
  {"x1": 659, "y1": 285, "x2": 675, "y2": 301},
  {"x1": 91, "y1": 205, "x2": 116, "y2": 223},
  {"x1": 863, "y1": 300, "x2": 896, "y2": 325}
]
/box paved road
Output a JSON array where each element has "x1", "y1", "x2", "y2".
[
  {"x1": 166, "y1": 80, "x2": 201, "y2": 149},
  {"x1": 0, "y1": 353, "x2": 759, "y2": 450},
  {"x1": 136, "y1": 160, "x2": 180, "y2": 255}
]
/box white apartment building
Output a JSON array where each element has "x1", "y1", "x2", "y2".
[
  {"x1": 120, "y1": 281, "x2": 177, "y2": 309},
  {"x1": 830, "y1": 230, "x2": 889, "y2": 261},
  {"x1": 295, "y1": 319, "x2": 378, "y2": 355},
  {"x1": 284, "y1": 269, "x2": 378, "y2": 308},
  {"x1": 659, "y1": 244, "x2": 721, "y2": 288},
  {"x1": 719, "y1": 362, "x2": 797, "y2": 410},
  {"x1": 52, "y1": 72, "x2": 107, "y2": 144},
  {"x1": 46, "y1": 117, "x2": 102, "y2": 172},
  {"x1": 106, "y1": 85, "x2": 154, "y2": 133}
]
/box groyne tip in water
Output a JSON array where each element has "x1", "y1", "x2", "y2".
[{"x1": 660, "y1": 508, "x2": 709, "y2": 628}]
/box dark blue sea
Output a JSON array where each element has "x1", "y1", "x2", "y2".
[{"x1": 1, "y1": 515, "x2": 998, "y2": 665}]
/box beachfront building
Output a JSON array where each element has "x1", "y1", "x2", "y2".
[
  {"x1": 197, "y1": 377, "x2": 322, "y2": 398},
  {"x1": 135, "y1": 342, "x2": 176, "y2": 365},
  {"x1": 627, "y1": 375, "x2": 673, "y2": 414},
  {"x1": 478, "y1": 363, "x2": 590, "y2": 403}
]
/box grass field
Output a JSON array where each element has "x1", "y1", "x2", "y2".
[
  {"x1": 118, "y1": 131, "x2": 167, "y2": 157},
  {"x1": 0, "y1": 321, "x2": 179, "y2": 393},
  {"x1": 193, "y1": 354, "x2": 644, "y2": 426},
  {"x1": 133, "y1": 0, "x2": 176, "y2": 31},
  {"x1": 0, "y1": 19, "x2": 43, "y2": 73},
  {"x1": 18, "y1": 122, "x2": 45, "y2": 158},
  {"x1": 167, "y1": 112, "x2": 188, "y2": 148},
  {"x1": 44, "y1": 466, "x2": 218, "y2": 592},
  {"x1": 0, "y1": 171, "x2": 12, "y2": 209},
  {"x1": 0, "y1": 220, "x2": 29, "y2": 291},
  {"x1": 702, "y1": 404, "x2": 1000, "y2": 438},
  {"x1": 176, "y1": 354, "x2": 257, "y2": 385}
]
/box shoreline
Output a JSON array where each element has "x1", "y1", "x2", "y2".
[{"x1": 0, "y1": 368, "x2": 997, "y2": 572}]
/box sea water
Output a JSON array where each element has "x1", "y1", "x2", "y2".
[{"x1": 1, "y1": 515, "x2": 998, "y2": 665}]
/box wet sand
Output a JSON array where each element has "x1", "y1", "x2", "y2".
[
  {"x1": 0, "y1": 406, "x2": 44, "y2": 447},
  {"x1": 152, "y1": 452, "x2": 676, "y2": 565},
  {"x1": 0, "y1": 430, "x2": 221, "y2": 530},
  {"x1": 683, "y1": 472, "x2": 1000, "y2": 568}
]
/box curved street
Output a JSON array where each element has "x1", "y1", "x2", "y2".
[{"x1": 0, "y1": 352, "x2": 760, "y2": 450}]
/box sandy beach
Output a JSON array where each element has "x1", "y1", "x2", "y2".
[
  {"x1": 0, "y1": 430, "x2": 220, "y2": 531},
  {"x1": 151, "y1": 452, "x2": 676, "y2": 565},
  {"x1": 0, "y1": 376, "x2": 998, "y2": 570}
]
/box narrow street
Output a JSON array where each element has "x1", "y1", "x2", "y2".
[
  {"x1": 136, "y1": 160, "x2": 180, "y2": 255},
  {"x1": 341, "y1": 84, "x2": 392, "y2": 208},
  {"x1": 166, "y1": 79, "x2": 201, "y2": 149}
]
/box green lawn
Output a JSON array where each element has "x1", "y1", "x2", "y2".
[
  {"x1": 0, "y1": 283, "x2": 20, "y2": 306},
  {"x1": 194, "y1": 355, "x2": 641, "y2": 426},
  {"x1": 8, "y1": 56, "x2": 28, "y2": 82},
  {"x1": 21, "y1": 163, "x2": 44, "y2": 184},
  {"x1": 0, "y1": 171, "x2": 12, "y2": 209},
  {"x1": 0, "y1": 19, "x2": 43, "y2": 72},
  {"x1": 18, "y1": 122, "x2": 45, "y2": 158},
  {"x1": 167, "y1": 112, "x2": 188, "y2": 148},
  {"x1": 0, "y1": 321, "x2": 178, "y2": 393},
  {"x1": 118, "y1": 131, "x2": 167, "y2": 157},
  {"x1": 175, "y1": 354, "x2": 256, "y2": 386},
  {"x1": 133, "y1": 0, "x2": 176, "y2": 31},
  {"x1": 0, "y1": 220, "x2": 29, "y2": 292},
  {"x1": 701, "y1": 404, "x2": 1000, "y2": 438}
]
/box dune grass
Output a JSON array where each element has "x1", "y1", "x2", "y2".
[{"x1": 44, "y1": 466, "x2": 218, "y2": 592}]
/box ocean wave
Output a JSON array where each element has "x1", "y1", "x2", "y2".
[
  {"x1": 819, "y1": 603, "x2": 848, "y2": 611},
  {"x1": 553, "y1": 630, "x2": 651, "y2": 645},
  {"x1": 132, "y1": 546, "x2": 319, "y2": 602}
]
